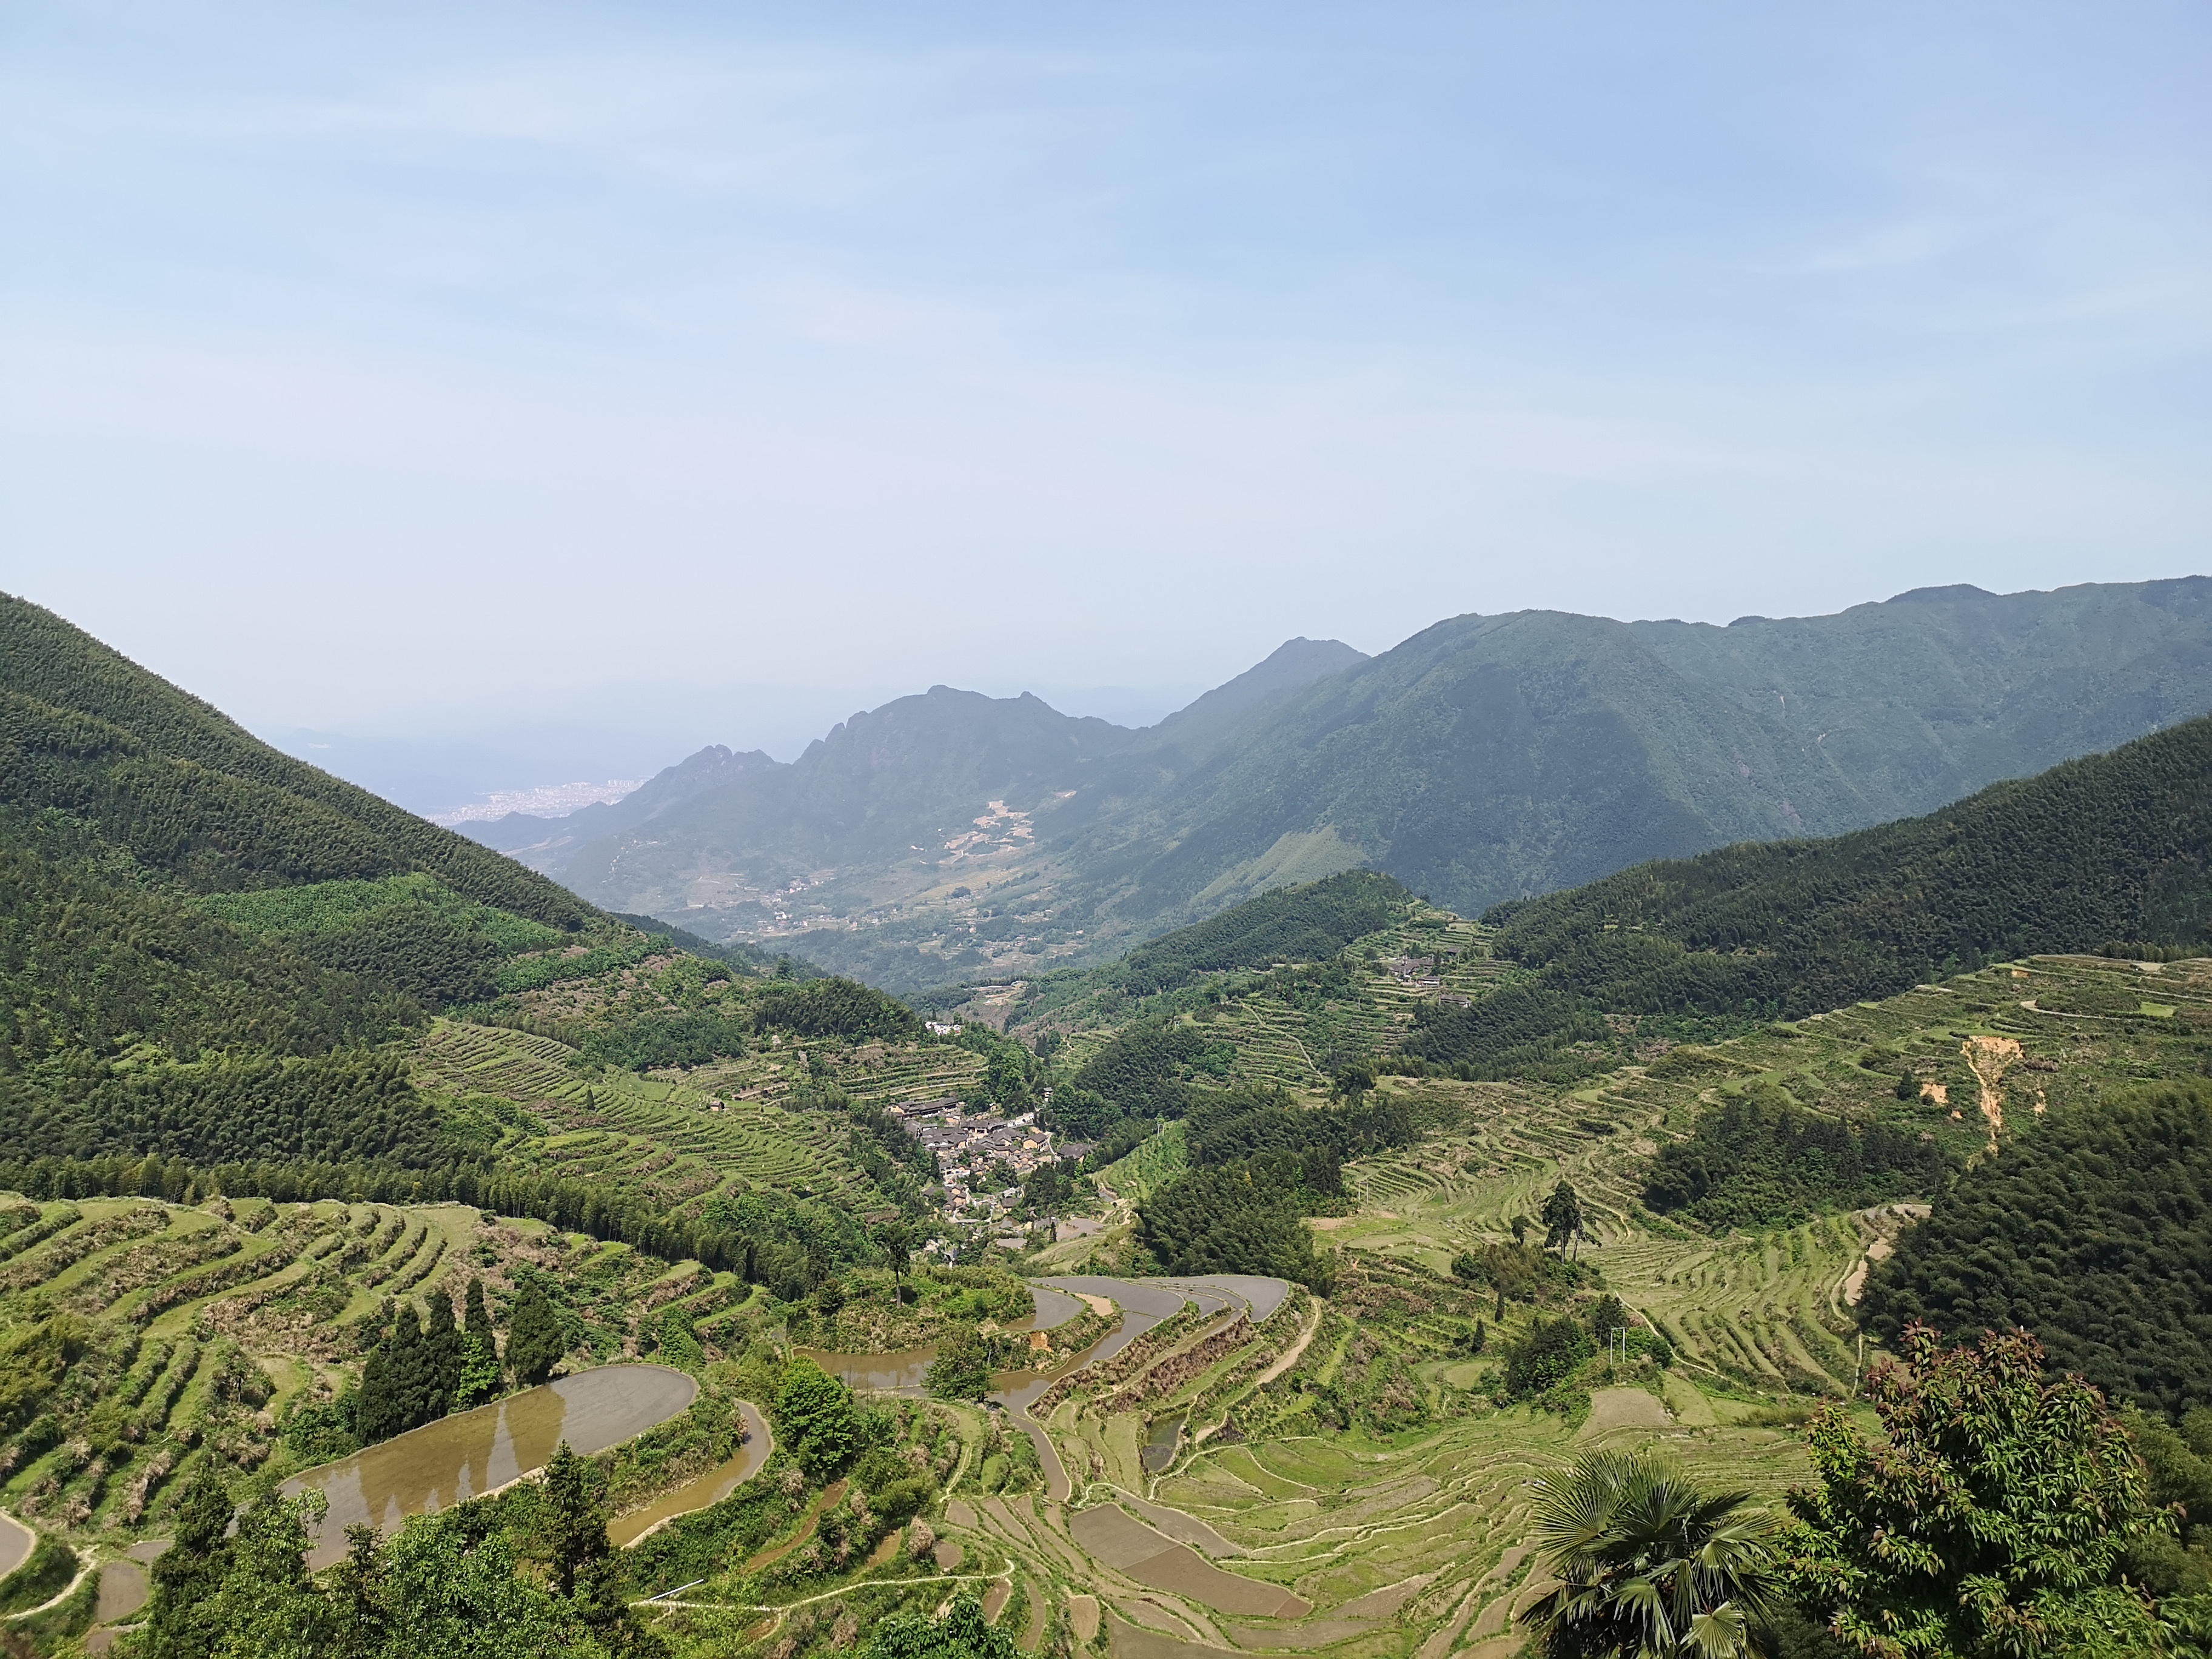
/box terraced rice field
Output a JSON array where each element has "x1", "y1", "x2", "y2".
[
  {"x1": 0, "y1": 1187, "x2": 717, "y2": 1634},
  {"x1": 413, "y1": 1021, "x2": 881, "y2": 1217},
  {"x1": 911, "y1": 1271, "x2": 1817, "y2": 1659}
]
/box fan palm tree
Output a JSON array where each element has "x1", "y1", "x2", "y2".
[{"x1": 1520, "y1": 1450, "x2": 1780, "y2": 1658}]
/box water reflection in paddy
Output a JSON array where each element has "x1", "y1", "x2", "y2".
[{"x1": 285, "y1": 1364, "x2": 696, "y2": 1567}]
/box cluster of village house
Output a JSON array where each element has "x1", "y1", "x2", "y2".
[{"x1": 886, "y1": 1096, "x2": 1085, "y2": 1225}]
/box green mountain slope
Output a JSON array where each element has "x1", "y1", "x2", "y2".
[
  {"x1": 0, "y1": 596, "x2": 925, "y2": 1206},
  {"x1": 1862, "y1": 1081, "x2": 2212, "y2": 1417},
  {"x1": 537, "y1": 580, "x2": 2212, "y2": 991},
  {"x1": 0, "y1": 595, "x2": 594, "y2": 927},
  {"x1": 1407, "y1": 716, "x2": 2212, "y2": 1078}
]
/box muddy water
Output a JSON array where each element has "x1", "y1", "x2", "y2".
[
  {"x1": 799, "y1": 1346, "x2": 939, "y2": 1392},
  {"x1": 799, "y1": 1283, "x2": 1094, "y2": 1393},
  {"x1": 1140, "y1": 1413, "x2": 1185, "y2": 1474},
  {"x1": 94, "y1": 1559, "x2": 150, "y2": 1624},
  {"x1": 285, "y1": 1364, "x2": 697, "y2": 1568},
  {"x1": 606, "y1": 1400, "x2": 773, "y2": 1547}
]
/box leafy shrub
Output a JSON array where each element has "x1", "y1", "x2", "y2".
[{"x1": 1504, "y1": 1315, "x2": 1594, "y2": 1398}]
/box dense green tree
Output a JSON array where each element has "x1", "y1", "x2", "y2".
[
  {"x1": 774, "y1": 1357, "x2": 860, "y2": 1475},
  {"x1": 927, "y1": 1327, "x2": 997, "y2": 1401},
  {"x1": 423, "y1": 1293, "x2": 463, "y2": 1421},
  {"x1": 352, "y1": 1304, "x2": 426, "y2": 1446},
  {"x1": 877, "y1": 1219, "x2": 913, "y2": 1304},
  {"x1": 1862, "y1": 1081, "x2": 2212, "y2": 1419},
  {"x1": 1520, "y1": 1450, "x2": 1779, "y2": 1659},
  {"x1": 540, "y1": 1441, "x2": 610, "y2": 1600},
  {"x1": 1542, "y1": 1180, "x2": 1586, "y2": 1258},
  {"x1": 1645, "y1": 1087, "x2": 1951, "y2": 1231},
  {"x1": 457, "y1": 1278, "x2": 502, "y2": 1406},
  {"x1": 2121, "y1": 1406, "x2": 2212, "y2": 1600},
  {"x1": 1783, "y1": 1323, "x2": 2167, "y2": 1657},
  {"x1": 190, "y1": 1487, "x2": 337, "y2": 1658},
  {"x1": 858, "y1": 1593, "x2": 1021, "y2": 1659},
  {"x1": 505, "y1": 1282, "x2": 567, "y2": 1387},
  {"x1": 139, "y1": 1461, "x2": 237, "y2": 1659},
  {"x1": 1504, "y1": 1316, "x2": 1595, "y2": 1398}
]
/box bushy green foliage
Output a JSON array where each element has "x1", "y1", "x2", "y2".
[
  {"x1": 0, "y1": 1148, "x2": 860, "y2": 1283},
  {"x1": 133, "y1": 1453, "x2": 638, "y2": 1658},
  {"x1": 925, "y1": 1325, "x2": 999, "y2": 1400},
  {"x1": 1449, "y1": 1242, "x2": 1590, "y2": 1305},
  {"x1": 1110, "y1": 871, "x2": 1408, "y2": 994},
  {"x1": 0, "y1": 1051, "x2": 440, "y2": 1167},
  {"x1": 1412, "y1": 717, "x2": 2212, "y2": 1077},
  {"x1": 1184, "y1": 1088, "x2": 1415, "y2": 1169},
  {"x1": 0, "y1": 814, "x2": 420, "y2": 1069},
  {"x1": 1644, "y1": 1085, "x2": 1953, "y2": 1230},
  {"x1": 1504, "y1": 1315, "x2": 1597, "y2": 1397},
  {"x1": 753, "y1": 976, "x2": 919, "y2": 1041},
  {"x1": 505, "y1": 1281, "x2": 567, "y2": 1387},
  {"x1": 354, "y1": 1299, "x2": 466, "y2": 1444},
  {"x1": 1861, "y1": 1082, "x2": 2212, "y2": 1417},
  {"x1": 775, "y1": 1356, "x2": 861, "y2": 1475},
  {"x1": 1070, "y1": 1021, "x2": 1228, "y2": 1119},
  {"x1": 1783, "y1": 1323, "x2": 2168, "y2": 1657},
  {"x1": 574, "y1": 1009, "x2": 754, "y2": 1071},
  {"x1": 198, "y1": 873, "x2": 571, "y2": 1010},
  {"x1": 2121, "y1": 1406, "x2": 2212, "y2": 1600},
  {"x1": 859, "y1": 1594, "x2": 1019, "y2": 1659}
]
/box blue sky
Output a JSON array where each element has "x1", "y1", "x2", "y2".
[{"x1": 2, "y1": 3, "x2": 2207, "y2": 796}]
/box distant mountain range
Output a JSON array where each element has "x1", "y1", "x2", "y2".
[{"x1": 462, "y1": 578, "x2": 2212, "y2": 991}]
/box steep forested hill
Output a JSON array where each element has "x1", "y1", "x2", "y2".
[
  {"x1": 1862, "y1": 1081, "x2": 2212, "y2": 1418},
  {"x1": 0, "y1": 595, "x2": 923, "y2": 1184},
  {"x1": 1406, "y1": 716, "x2": 2212, "y2": 1077},
  {"x1": 0, "y1": 595, "x2": 593, "y2": 926}
]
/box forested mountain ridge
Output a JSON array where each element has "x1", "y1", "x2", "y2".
[
  {"x1": 0, "y1": 595, "x2": 924, "y2": 1198},
  {"x1": 1407, "y1": 714, "x2": 2212, "y2": 1078},
  {"x1": 525, "y1": 579, "x2": 2212, "y2": 991},
  {"x1": 0, "y1": 594, "x2": 592, "y2": 927}
]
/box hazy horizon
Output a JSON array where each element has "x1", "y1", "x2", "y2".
[{"x1": 5, "y1": 3, "x2": 2205, "y2": 801}]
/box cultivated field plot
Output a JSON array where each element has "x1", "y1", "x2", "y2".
[
  {"x1": 0, "y1": 1190, "x2": 716, "y2": 1531},
  {"x1": 412, "y1": 1021, "x2": 883, "y2": 1221}
]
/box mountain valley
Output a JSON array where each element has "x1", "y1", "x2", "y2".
[
  {"x1": 1, "y1": 588, "x2": 2209, "y2": 1657},
  {"x1": 476, "y1": 580, "x2": 2212, "y2": 992}
]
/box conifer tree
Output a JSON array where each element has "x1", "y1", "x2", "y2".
[
  {"x1": 353, "y1": 1302, "x2": 424, "y2": 1444},
  {"x1": 506, "y1": 1281, "x2": 566, "y2": 1387},
  {"x1": 140, "y1": 1461, "x2": 235, "y2": 1658},
  {"x1": 540, "y1": 1441, "x2": 610, "y2": 1599},
  {"x1": 423, "y1": 1292, "x2": 462, "y2": 1420}
]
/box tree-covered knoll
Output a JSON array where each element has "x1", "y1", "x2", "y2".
[
  {"x1": 1133, "y1": 1091, "x2": 1417, "y2": 1289},
  {"x1": 1643, "y1": 1084, "x2": 1952, "y2": 1232},
  {"x1": 1860, "y1": 1081, "x2": 2212, "y2": 1419},
  {"x1": 1068, "y1": 1020, "x2": 1235, "y2": 1119},
  {"x1": 1107, "y1": 870, "x2": 1407, "y2": 995},
  {"x1": 0, "y1": 592, "x2": 594, "y2": 928},
  {"x1": 1408, "y1": 717, "x2": 2212, "y2": 1078}
]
